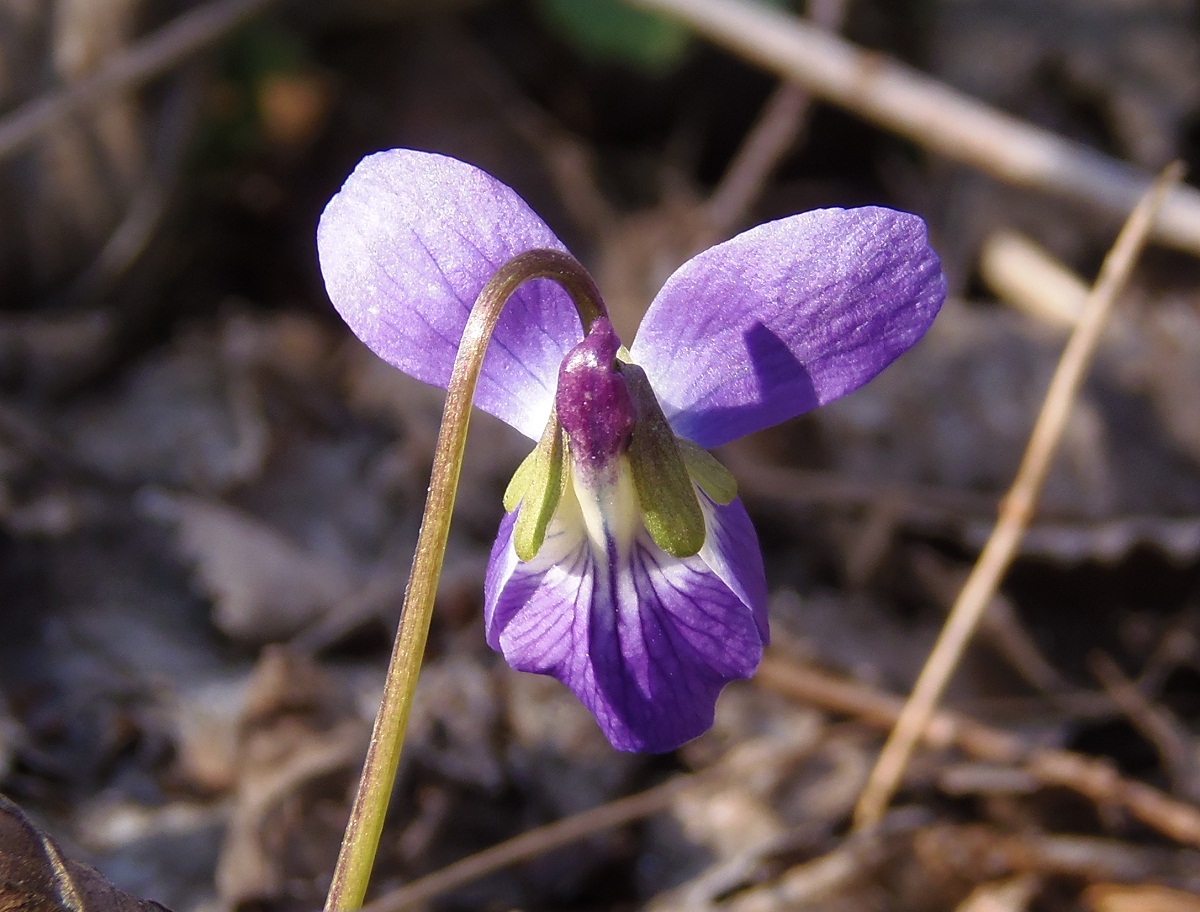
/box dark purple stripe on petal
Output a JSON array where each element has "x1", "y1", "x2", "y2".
[
  {"x1": 585, "y1": 537, "x2": 763, "y2": 751},
  {"x1": 484, "y1": 492, "x2": 766, "y2": 753}
]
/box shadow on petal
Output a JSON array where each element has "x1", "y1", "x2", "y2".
[
  {"x1": 669, "y1": 322, "x2": 819, "y2": 448},
  {"x1": 631, "y1": 207, "x2": 946, "y2": 448}
]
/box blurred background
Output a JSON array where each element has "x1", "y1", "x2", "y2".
[{"x1": 3, "y1": 1, "x2": 1200, "y2": 910}]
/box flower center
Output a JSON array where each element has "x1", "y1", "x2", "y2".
[
  {"x1": 505, "y1": 318, "x2": 738, "y2": 563},
  {"x1": 555, "y1": 318, "x2": 636, "y2": 480}
]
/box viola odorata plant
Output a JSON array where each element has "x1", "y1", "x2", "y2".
[{"x1": 318, "y1": 150, "x2": 946, "y2": 754}]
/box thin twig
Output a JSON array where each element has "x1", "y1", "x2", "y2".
[
  {"x1": 702, "y1": 0, "x2": 848, "y2": 244},
  {"x1": 1090, "y1": 652, "x2": 1200, "y2": 803},
  {"x1": 852, "y1": 162, "x2": 1186, "y2": 829},
  {"x1": 756, "y1": 654, "x2": 1200, "y2": 848},
  {"x1": 702, "y1": 81, "x2": 813, "y2": 240},
  {"x1": 334, "y1": 648, "x2": 1200, "y2": 911},
  {"x1": 446, "y1": 31, "x2": 618, "y2": 236},
  {"x1": 723, "y1": 451, "x2": 1000, "y2": 520},
  {"x1": 908, "y1": 548, "x2": 1067, "y2": 695},
  {"x1": 0, "y1": 0, "x2": 280, "y2": 162},
  {"x1": 625, "y1": 0, "x2": 1200, "y2": 256},
  {"x1": 362, "y1": 776, "x2": 694, "y2": 912},
  {"x1": 979, "y1": 231, "x2": 1090, "y2": 328}
]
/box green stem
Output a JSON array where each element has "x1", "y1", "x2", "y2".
[{"x1": 324, "y1": 249, "x2": 606, "y2": 911}]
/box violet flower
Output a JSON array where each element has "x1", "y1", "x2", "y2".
[{"x1": 318, "y1": 150, "x2": 945, "y2": 752}]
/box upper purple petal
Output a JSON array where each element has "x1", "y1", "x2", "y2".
[
  {"x1": 317, "y1": 150, "x2": 584, "y2": 439},
  {"x1": 628, "y1": 207, "x2": 946, "y2": 447},
  {"x1": 485, "y1": 494, "x2": 766, "y2": 753}
]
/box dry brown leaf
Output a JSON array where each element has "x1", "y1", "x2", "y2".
[
  {"x1": 932, "y1": 0, "x2": 1200, "y2": 169},
  {"x1": 143, "y1": 491, "x2": 359, "y2": 643},
  {"x1": 818, "y1": 298, "x2": 1200, "y2": 563},
  {"x1": 0, "y1": 794, "x2": 171, "y2": 912},
  {"x1": 63, "y1": 336, "x2": 267, "y2": 492},
  {"x1": 0, "y1": 0, "x2": 150, "y2": 297},
  {"x1": 954, "y1": 876, "x2": 1037, "y2": 912},
  {"x1": 1085, "y1": 883, "x2": 1200, "y2": 912},
  {"x1": 215, "y1": 649, "x2": 368, "y2": 912}
]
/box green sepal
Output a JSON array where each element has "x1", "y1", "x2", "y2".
[
  {"x1": 677, "y1": 438, "x2": 737, "y2": 504},
  {"x1": 503, "y1": 449, "x2": 538, "y2": 512},
  {"x1": 509, "y1": 411, "x2": 568, "y2": 561},
  {"x1": 621, "y1": 364, "x2": 706, "y2": 558}
]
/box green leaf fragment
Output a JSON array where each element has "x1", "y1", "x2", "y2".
[
  {"x1": 510, "y1": 412, "x2": 568, "y2": 561},
  {"x1": 622, "y1": 364, "x2": 706, "y2": 558},
  {"x1": 533, "y1": 0, "x2": 691, "y2": 75}
]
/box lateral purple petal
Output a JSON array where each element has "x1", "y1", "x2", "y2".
[
  {"x1": 485, "y1": 496, "x2": 767, "y2": 753},
  {"x1": 629, "y1": 208, "x2": 946, "y2": 448},
  {"x1": 317, "y1": 150, "x2": 582, "y2": 439}
]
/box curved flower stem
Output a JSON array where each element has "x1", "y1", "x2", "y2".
[{"x1": 325, "y1": 249, "x2": 606, "y2": 911}]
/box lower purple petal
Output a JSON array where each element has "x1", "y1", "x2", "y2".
[
  {"x1": 485, "y1": 496, "x2": 767, "y2": 752},
  {"x1": 697, "y1": 496, "x2": 769, "y2": 645}
]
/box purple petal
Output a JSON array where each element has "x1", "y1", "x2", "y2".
[
  {"x1": 629, "y1": 208, "x2": 946, "y2": 447},
  {"x1": 317, "y1": 150, "x2": 584, "y2": 439},
  {"x1": 698, "y1": 494, "x2": 769, "y2": 645},
  {"x1": 485, "y1": 496, "x2": 767, "y2": 753}
]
